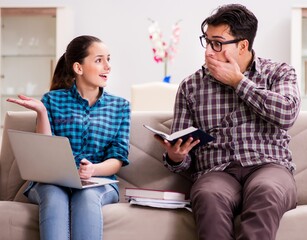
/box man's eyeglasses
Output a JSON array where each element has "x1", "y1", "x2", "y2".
[{"x1": 199, "y1": 35, "x2": 243, "y2": 52}]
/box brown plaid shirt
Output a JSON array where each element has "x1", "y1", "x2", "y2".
[{"x1": 164, "y1": 54, "x2": 301, "y2": 181}]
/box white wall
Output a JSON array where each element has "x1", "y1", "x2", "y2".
[{"x1": 1, "y1": 0, "x2": 306, "y2": 101}]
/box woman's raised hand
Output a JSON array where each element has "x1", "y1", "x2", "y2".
[{"x1": 7, "y1": 94, "x2": 46, "y2": 113}]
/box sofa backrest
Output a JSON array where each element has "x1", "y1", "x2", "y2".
[
  {"x1": 287, "y1": 111, "x2": 307, "y2": 204},
  {"x1": 117, "y1": 111, "x2": 193, "y2": 201},
  {"x1": 0, "y1": 111, "x2": 307, "y2": 205}
]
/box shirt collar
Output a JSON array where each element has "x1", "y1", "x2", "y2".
[
  {"x1": 70, "y1": 81, "x2": 81, "y2": 100},
  {"x1": 246, "y1": 50, "x2": 258, "y2": 72},
  {"x1": 70, "y1": 81, "x2": 104, "y2": 105}
]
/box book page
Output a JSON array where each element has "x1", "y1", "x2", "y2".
[
  {"x1": 168, "y1": 126, "x2": 197, "y2": 140},
  {"x1": 143, "y1": 125, "x2": 170, "y2": 139}
]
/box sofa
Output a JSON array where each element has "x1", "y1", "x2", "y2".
[{"x1": 0, "y1": 110, "x2": 307, "y2": 240}]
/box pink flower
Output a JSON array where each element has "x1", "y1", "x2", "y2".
[{"x1": 148, "y1": 19, "x2": 181, "y2": 78}]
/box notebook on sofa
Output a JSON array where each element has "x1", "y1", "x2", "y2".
[{"x1": 7, "y1": 129, "x2": 118, "y2": 189}]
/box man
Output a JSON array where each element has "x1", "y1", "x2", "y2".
[{"x1": 155, "y1": 4, "x2": 301, "y2": 240}]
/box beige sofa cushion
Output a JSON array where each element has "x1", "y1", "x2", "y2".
[
  {"x1": 103, "y1": 203, "x2": 197, "y2": 240},
  {"x1": 0, "y1": 201, "x2": 39, "y2": 239},
  {"x1": 276, "y1": 205, "x2": 307, "y2": 240}
]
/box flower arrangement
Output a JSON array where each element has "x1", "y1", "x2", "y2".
[{"x1": 148, "y1": 19, "x2": 181, "y2": 82}]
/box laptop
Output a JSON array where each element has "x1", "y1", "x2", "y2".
[{"x1": 7, "y1": 129, "x2": 118, "y2": 189}]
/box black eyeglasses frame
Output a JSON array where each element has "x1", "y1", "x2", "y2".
[{"x1": 199, "y1": 35, "x2": 244, "y2": 52}]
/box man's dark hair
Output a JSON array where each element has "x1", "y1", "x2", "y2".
[{"x1": 201, "y1": 4, "x2": 258, "y2": 51}]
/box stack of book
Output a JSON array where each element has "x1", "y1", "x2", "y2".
[{"x1": 125, "y1": 188, "x2": 191, "y2": 211}]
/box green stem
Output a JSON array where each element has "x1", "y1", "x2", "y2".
[{"x1": 164, "y1": 60, "x2": 168, "y2": 77}]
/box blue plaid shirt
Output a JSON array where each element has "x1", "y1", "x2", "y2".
[{"x1": 41, "y1": 83, "x2": 130, "y2": 182}]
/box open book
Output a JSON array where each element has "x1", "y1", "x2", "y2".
[{"x1": 143, "y1": 124, "x2": 215, "y2": 146}]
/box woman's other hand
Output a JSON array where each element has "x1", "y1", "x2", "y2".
[{"x1": 78, "y1": 159, "x2": 95, "y2": 179}]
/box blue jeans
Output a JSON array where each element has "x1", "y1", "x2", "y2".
[{"x1": 27, "y1": 183, "x2": 119, "y2": 240}]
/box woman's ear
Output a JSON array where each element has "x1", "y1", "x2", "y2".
[{"x1": 73, "y1": 62, "x2": 83, "y2": 75}]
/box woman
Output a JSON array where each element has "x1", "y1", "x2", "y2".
[{"x1": 7, "y1": 35, "x2": 130, "y2": 240}]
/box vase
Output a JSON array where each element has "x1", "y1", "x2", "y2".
[{"x1": 163, "y1": 75, "x2": 171, "y2": 83}]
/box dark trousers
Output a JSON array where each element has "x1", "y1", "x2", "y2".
[{"x1": 190, "y1": 162, "x2": 297, "y2": 240}]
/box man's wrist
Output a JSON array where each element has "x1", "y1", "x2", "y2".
[
  {"x1": 165, "y1": 153, "x2": 183, "y2": 166},
  {"x1": 232, "y1": 74, "x2": 244, "y2": 89}
]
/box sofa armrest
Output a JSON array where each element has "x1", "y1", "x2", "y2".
[{"x1": 0, "y1": 111, "x2": 37, "y2": 201}]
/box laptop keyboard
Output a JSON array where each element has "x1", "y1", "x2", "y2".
[{"x1": 81, "y1": 180, "x2": 98, "y2": 186}]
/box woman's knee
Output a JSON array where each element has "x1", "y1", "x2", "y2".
[
  {"x1": 72, "y1": 185, "x2": 118, "y2": 206},
  {"x1": 28, "y1": 183, "x2": 69, "y2": 205}
]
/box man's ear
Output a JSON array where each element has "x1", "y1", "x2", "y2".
[
  {"x1": 73, "y1": 62, "x2": 83, "y2": 75},
  {"x1": 239, "y1": 39, "x2": 249, "y2": 53}
]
